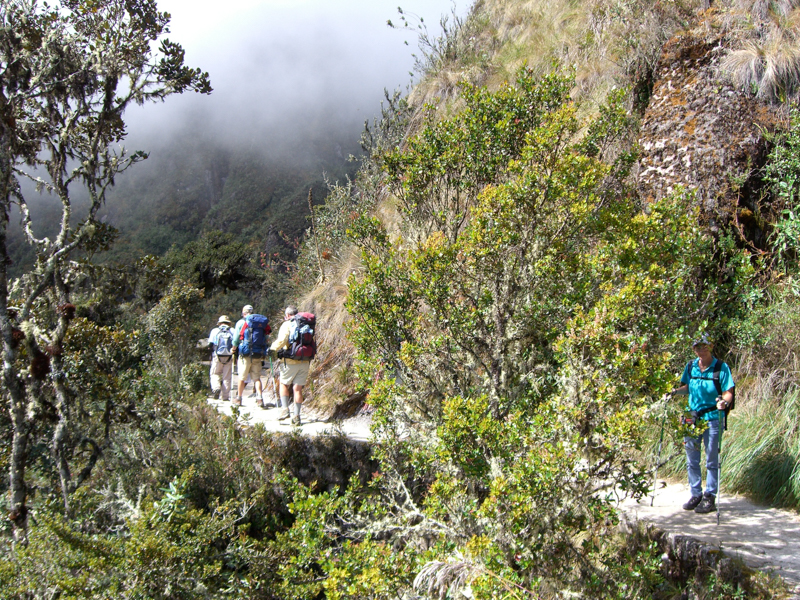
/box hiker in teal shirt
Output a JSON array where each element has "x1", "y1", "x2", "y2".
[{"x1": 671, "y1": 334, "x2": 735, "y2": 515}]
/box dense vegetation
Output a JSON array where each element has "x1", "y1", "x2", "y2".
[{"x1": 3, "y1": 0, "x2": 800, "y2": 598}]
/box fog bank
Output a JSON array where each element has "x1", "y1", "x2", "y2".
[{"x1": 125, "y1": 0, "x2": 464, "y2": 151}]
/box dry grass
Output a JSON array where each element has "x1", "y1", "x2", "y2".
[
  {"x1": 410, "y1": 0, "x2": 704, "y2": 117},
  {"x1": 299, "y1": 245, "x2": 364, "y2": 415},
  {"x1": 719, "y1": 1, "x2": 800, "y2": 102},
  {"x1": 720, "y1": 386, "x2": 800, "y2": 508}
]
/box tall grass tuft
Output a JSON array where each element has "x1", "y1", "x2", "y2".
[
  {"x1": 722, "y1": 390, "x2": 800, "y2": 507},
  {"x1": 721, "y1": 1, "x2": 800, "y2": 102},
  {"x1": 722, "y1": 36, "x2": 800, "y2": 102}
]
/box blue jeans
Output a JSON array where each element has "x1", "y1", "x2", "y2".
[{"x1": 684, "y1": 418, "x2": 720, "y2": 497}]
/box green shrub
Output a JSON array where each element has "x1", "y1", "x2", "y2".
[
  {"x1": 179, "y1": 362, "x2": 207, "y2": 394},
  {"x1": 146, "y1": 280, "x2": 205, "y2": 377}
]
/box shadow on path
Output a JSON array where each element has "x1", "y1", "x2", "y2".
[{"x1": 621, "y1": 481, "x2": 800, "y2": 590}]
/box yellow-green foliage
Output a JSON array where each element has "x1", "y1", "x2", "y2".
[{"x1": 339, "y1": 68, "x2": 759, "y2": 598}]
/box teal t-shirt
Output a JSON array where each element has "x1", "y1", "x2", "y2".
[{"x1": 680, "y1": 358, "x2": 734, "y2": 421}]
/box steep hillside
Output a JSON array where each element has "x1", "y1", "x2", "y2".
[
  {"x1": 5, "y1": 0, "x2": 800, "y2": 597},
  {"x1": 303, "y1": 0, "x2": 797, "y2": 412}
]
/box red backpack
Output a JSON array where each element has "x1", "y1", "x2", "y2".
[{"x1": 279, "y1": 312, "x2": 316, "y2": 360}]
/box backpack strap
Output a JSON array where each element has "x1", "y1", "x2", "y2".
[
  {"x1": 689, "y1": 358, "x2": 733, "y2": 426},
  {"x1": 696, "y1": 405, "x2": 717, "y2": 418},
  {"x1": 687, "y1": 358, "x2": 721, "y2": 389},
  {"x1": 712, "y1": 359, "x2": 723, "y2": 397}
]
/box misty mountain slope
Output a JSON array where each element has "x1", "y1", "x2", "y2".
[
  {"x1": 7, "y1": 118, "x2": 360, "y2": 285},
  {"x1": 91, "y1": 127, "x2": 357, "y2": 264}
]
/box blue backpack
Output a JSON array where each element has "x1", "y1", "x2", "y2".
[
  {"x1": 215, "y1": 325, "x2": 233, "y2": 356},
  {"x1": 239, "y1": 314, "x2": 270, "y2": 357}
]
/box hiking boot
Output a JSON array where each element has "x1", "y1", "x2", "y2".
[
  {"x1": 682, "y1": 495, "x2": 702, "y2": 511},
  {"x1": 694, "y1": 494, "x2": 716, "y2": 514},
  {"x1": 256, "y1": 400, "x2": 265, "y2": 409},
  {"x1": 277, "y1": 408, "x2": 291, "y2": 421},
  {"x1": 291, "y1": 415, "x2": 302, "y2": 426},
  {"x1": 232, "y1": 397, "x2": 242, "y2": 407}
]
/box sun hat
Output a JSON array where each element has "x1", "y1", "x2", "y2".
[
  {"x1": 218, "y1": 315, "x2": 232, "y2": 325},
  {"x1": 242, "y1": 304, "x2": 253, "y2": 313},
  {"x1": 692, "y1": 333, "x2": 711, "y2": 347}
]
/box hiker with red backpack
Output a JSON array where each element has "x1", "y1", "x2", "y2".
[
  {"x1": 209, "y1": 314, "x2": 234, "y2": 401},
  {"x1": 232, "y1": 304, "x2": 271, "y2": 407},
  {"x1": 270, "y1": 306, "x2": 316, "y2": 426},
  {"x1": 671, "y1": 334, "x2": 735, "y2": 515}
]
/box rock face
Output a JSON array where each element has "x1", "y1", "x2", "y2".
[{"x1": 636, "y1": 19, "x2": 779, "y2": 226}]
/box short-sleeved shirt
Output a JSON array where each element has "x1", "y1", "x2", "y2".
[
  {"x1": 208, "y1": 327, "x2": 220, "y2": 346},
  {"x1": 232, "y1": 318, "x2": 246, "y2": 348},
  {"x1": 680, "y1": 358, "x2": 735, "y2": 421},
  {"x1": 270, "y1": 319, "x2": 305, "y2": 365}
]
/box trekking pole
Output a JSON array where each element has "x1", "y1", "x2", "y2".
[
  {"x1": 651, "y1": 392, "x2": 671, "y2": 506},
  {"x1": 717, "y1": 406, "x2": 725, "y2": 526},
  {"x1": 268, "y1": 355, "x2": 279, "y2": 404}
]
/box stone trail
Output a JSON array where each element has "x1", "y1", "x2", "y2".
[
  {"x1": 206, "y1": 367, "x2": 372, "y2": 441},
  {"x1": 210, "y1": 367, "x2": 800, "y2": 593},
  {"x1": 622, "y1": 481, "x2": 800, "y2": 595}
]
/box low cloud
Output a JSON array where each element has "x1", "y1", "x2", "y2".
[{"x1": 125, "y1": 0, "x2": 463, "y2": 151}]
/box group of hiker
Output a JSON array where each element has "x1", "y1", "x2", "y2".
[
  {"x1": 207, "y1": 304, "x2": 316, "y2": 426},
  {"x1": 209, "y1": 309, "x2": 735, "y2": 513}
]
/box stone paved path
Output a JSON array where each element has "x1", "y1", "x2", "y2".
[{"x1": 621, "y1": 481, "x2": 800, "y2": 592}]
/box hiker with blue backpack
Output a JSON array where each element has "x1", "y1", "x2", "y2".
[
  {"x1": 671, "y1": 334, "x2": 735, "y2": 515},
  {"x1": 232, "y1": 304, "x2": 271, "y2": 407},
  {"x1": 209, "y1": 315, "x2": 234, "y2": 401},
  {"x1": 270, "y1": 306, "x2": 316, "y2": 426}
]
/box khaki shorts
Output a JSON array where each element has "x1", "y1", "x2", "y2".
[
  {"x1": 278, "y1": 360, "x2": 310, "y2": 387},
  {"x1": 237, "y1": 355, "x2": 263, "y2": 382}
]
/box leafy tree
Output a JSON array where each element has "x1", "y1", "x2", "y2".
[
  {"x1": 162, "y1": 231, "x2": 259, "y2": 295},
  {"x1": 336, "y1": 70, "x2": 750, "y2": 597},
  {"x1": 0, "y1": 0, "x2": 210, "y2": 537},
  {"x1": 352, "y1": 70, "x2": 642, "y2": 423},
  {"x1": 146, "y1": 279, "x2": 204, "y2": 376}
]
